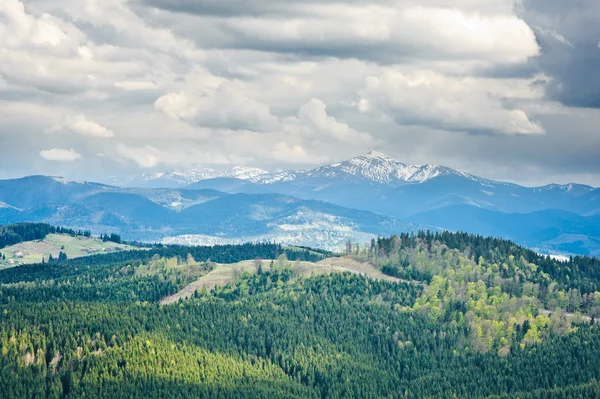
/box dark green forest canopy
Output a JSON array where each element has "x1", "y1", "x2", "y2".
[{"x1": 1, "y1": 231, "x2": 600, "y2": 398}]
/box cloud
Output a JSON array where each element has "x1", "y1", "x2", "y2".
[
  {"x1": 116, "y1": 143, "x2": 163, "y2": 168},
  {"x1": 114, "y1": 81, "x2": 160, "y2": 90},
  {"x1": 271, "y1": 142, "x2": 327, "y2": 164},
  {"x1": 50, "y1": 114, "x2": 115, "y2": 138},
  {"x1": 358, "y1": 69, "x2": 545, "y2": 135},
  {"x1": 155, "y1": 84, "x2": 279, "y2": 131},
  {"x1": 39, "y1": 148, "x2": 82, "y2": 162},
  {"x1": 141, "y1": 1, "x2": 539, "y2": 66},
  {"x1": 154, "y1": 91, "x2": 197, "y2": 119},
  {"x1": 1, "y1": 0, "x2": 599, "y2": 185},
  {"x1": 115, "y1": 142, "x2": 252, "y2": 168},
  {"x1": 294, "y1": 98, "x2": 373, "y2": 143},
  {"x1": 0, "y1": 0, "x2": 70, "y2": 48},
  {"x1": 518, "y1": 0, "x2": 600, "y2": 108}
]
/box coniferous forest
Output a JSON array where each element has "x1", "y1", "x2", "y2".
[{"x1": 2, "y1": 227, "x2": 600, "y2": 398}]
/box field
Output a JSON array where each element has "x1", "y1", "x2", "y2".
[{"x1": 0, "y1": 234, "x2": 138, "y2": 269}]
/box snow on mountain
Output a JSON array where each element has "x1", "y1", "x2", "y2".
[
  {"x1": 107, "y1": 166, "x2": 270, "y2": 187},
  {"x1": 303, "y1": 151, "x2": 468, "y2": 186},
  {"x1": 533, "y1": 183, "x2": 595, "y2": 194},
  {"x1": 105, "y1": 151, "x2": 523, "y2": 188}
]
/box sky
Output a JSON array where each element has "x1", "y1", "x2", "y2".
[{"x1": 0, "y1": 0, "x2": 599, "y2": 186}]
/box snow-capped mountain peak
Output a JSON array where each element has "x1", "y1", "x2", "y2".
[
  {"x1": 306, "y1": 151, "x2": 460, "y2": 185},
  {"x1": 106, "y1": 151, "x2": 476, "y2": 188}
]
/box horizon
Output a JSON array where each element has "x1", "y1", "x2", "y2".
[
  {"x1": 3, "y1": 149, "x2": 598, "y2": 190},
  {"x1": 1, "y1": 0, "x2": 599, "y2": 187}
]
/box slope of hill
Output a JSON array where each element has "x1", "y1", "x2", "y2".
[
  {"x1": 408, "y1": 206, "x2": 600, "y2": 256},
  {"x1": 2, "y1": 233, "x2": 600, "y2": 398},
  {"x1": 0, "y1": 233, "x2": 137, "y2": 269},
  {"x1": 107, "y1": 166, "x2": 271, "y2": 188}
]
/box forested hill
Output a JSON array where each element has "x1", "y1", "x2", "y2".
[
  {"x1": 1, "y1": 232, "x2": 600, "y2": 397},
  {"x1": 372, "y1": 231, "x2": 600, "y2": 293},
  {"x1": 0, "y1": 223, "x2": 92, "y2": 249}
]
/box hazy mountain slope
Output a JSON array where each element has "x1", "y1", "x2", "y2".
[
  {"x1": 50, "y1": 192, "x2": 177, "y2": 230},
  {"x1": 179, "y1": 193, "x2": 412, "y2": 236},
  {"x1": 0, "y1": 176, "x2": 422, "y2": 248},
  {"x1": 170, "y1": 152, "x2": 597, "y2": 218},
  {"x1": 107, "y1": 166, "x2": 270, "y2": 188},
  {"x1": 0, "y1": 176, "x2": 107, "y2": 209},
  {"x1": 408, "y1": 205, "x2": 600, "y2": 255},
  {"x1": 168, "y1": 193, "x2": 424, "y2": 249},
  {"x1": 2, "y1": 170, "x2": 599, "y2": 253},
  {"x1": 185, "y1": 178, "x2": 274, "y2": 194}
]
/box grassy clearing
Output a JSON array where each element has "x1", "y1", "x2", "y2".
[
  {"x1": 316, "y1": 257, "x2": 406, "y2": 282},
  {"x1": 160, "y1": 257, "x2": 400, "y2": 305},
  {"x1": 0, "y1": 234, "x2": 138, "y2": 269}
]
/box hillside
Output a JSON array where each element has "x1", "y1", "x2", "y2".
[
  {"x1": 408, "y1": 206, "x2": 600, "y2": 256},
  {"x1": 1, "y1": 233, "x2": 600, "y2": 398},
  {"x1": 0, "y1": 234, "x2": 137, "y2": 269}
]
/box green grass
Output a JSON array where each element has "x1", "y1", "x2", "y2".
[{"x1": 0, "y1": 234, "x2": 139, "y2": 269}]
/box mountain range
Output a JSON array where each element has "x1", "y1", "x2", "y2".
[
  {"x1": 0, "y1": 175, "x2": 421, "y2": 250},
  {"x1": 108, "y1": 151, "x2": 599, "y2": 216},
  {"x1": 104, "y1": 151, "x2": 600, "y2": 255},
  {"x1": 1, "y1": 151, "x2": 599, "y2": 254}
]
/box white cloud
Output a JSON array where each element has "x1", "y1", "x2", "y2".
[
  {"x1": 114, "y1": 81, "x2": 160, "y2": 90},
  {"x1": 272, "y1": 142, "x2": 327, "y2": 164},
  {"x1": 293, "y1": 98, "x2": 373, "y2": 144},
  {"x1": 155, "y1": 84, "x2": 279, "y2": 131},
  {"x1": 39, "y1": 148, "x2": 82, "y2": 162},
  {"x1": 2, "y1": 0, "x2": 598, "y2": 184},
  {"x1": 358, "y1": 69, "x2": 545, "y2": 135},
  {"x1": 116, "y1": 143, "x2": 163, "y2": 168},
  {"x1": 51, "y1": 114, "x2": 115, "y2": 138},
  {"x1": 115, "y1": 142, "x2": 252, "y2": 168},
  {"x1": 154, "y1": 91, "x2": 197, "y2": 119},
  {"x1": 191, "y1": 4, "x2": 538, "y2": 66},
  {"x1": 0, "y1": 0, "x2": 68, "y2": 48}
]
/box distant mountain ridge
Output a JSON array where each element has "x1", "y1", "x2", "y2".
[
  {"x1": 106, "y1": 151, "x2": 596, "y2": 192},
  {"x1": 2, "y1": 151, "x2": 600, "y2": 254},
  {"x1": 0, "y1": 175, "x2": 423, "y2": 250}
]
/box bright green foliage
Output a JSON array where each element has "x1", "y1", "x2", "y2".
[
  {"x1": 370, "y1": 232, "x2": 600, "y2": 350},
  {"x1": 1, "y1": 235, "x2": 600, "y2": 397}
]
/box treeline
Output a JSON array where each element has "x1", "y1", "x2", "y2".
[
  {"x1": 0, "y1": 223, "x2": 91, "y2": 249},
  {"x1": 372, "y1": 231, "x2": 600, "y2": 293},
  {"x1": 3, "y1": 234, "x2": 600, "y2": 397},
  {"x1": 0, "y1": 242, "x2": 327, "y2": 286},
  {"x1": 100, "y1": 233, "x2": 122, "y2": 244}
]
